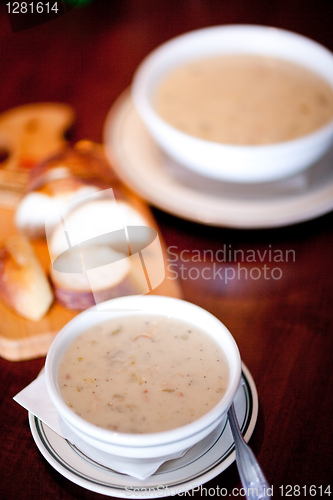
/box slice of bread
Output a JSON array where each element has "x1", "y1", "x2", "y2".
[
  {"x1": 15, "y1": 142, "x2": 121, "y2": 237},
  {"x1": 0, "y1": 234, "x2": 54, "y2": 321},
  {"x1": 48, "y1": 197, "x2": 150, "y2": 310},
  {"x1": 0, "y1": 102, "x2": 74, "y2": 171}
]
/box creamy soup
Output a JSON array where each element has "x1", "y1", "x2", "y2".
[
  {"x1": 154, "y1": 54, "x2": 333, "y2": 145},
  {"x1": 58, "y1": 315, "x2": 229, "y2": 434}
]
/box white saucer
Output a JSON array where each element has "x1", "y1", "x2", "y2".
[
  {"x1": 29, "y1": 364, "x2": 258, "y2": 498},
  {"x1": 104, "y1": 90, "x2": 333, "y2": 229}
]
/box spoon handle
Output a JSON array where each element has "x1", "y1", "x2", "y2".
[{"x1": 228, "y1": 403, "x2": 272, "y2": 499}]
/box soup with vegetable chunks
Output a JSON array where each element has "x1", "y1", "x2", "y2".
[
  {"x1": 58, "y1": 315, "x2": 229, "y2": 434},
  {"x1": 154, "y1": 54, "x2": 333, "y2": 145}
]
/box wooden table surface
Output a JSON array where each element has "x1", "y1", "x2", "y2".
[{"x1": 1, "y1": 1, "x2": 332, "y2": 498}]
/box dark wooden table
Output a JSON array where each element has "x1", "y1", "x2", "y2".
[{"x1": 1, "y1": 1, "x2": 333, "y2": 498}]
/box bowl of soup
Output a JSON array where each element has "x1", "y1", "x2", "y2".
[
  {"x1": 132, "y1": 25, "x2": 333, "y2": 183},
  {"x1": 45, "y1": 295, "x2": 241, "y2": 460}
]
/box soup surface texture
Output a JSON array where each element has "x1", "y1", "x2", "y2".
[
  {"x1": 58, "y1": 315, "x2": 229, "y2": 433},
  {"x1": 154, "y1": 54, "x2": 333, "y2": 145}
]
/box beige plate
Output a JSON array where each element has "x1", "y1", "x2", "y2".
[
  {"x1": 104, "y1": 90, "x2": 333, "y2": 228},
  {"x1": 29, "y1": 364, "x2": 258, "y2": 498}
]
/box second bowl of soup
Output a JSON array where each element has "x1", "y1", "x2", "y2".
[{"x1": 132, "y1": 25, "x2": 333, "y2": 182}]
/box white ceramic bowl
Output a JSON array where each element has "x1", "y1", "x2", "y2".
[
  {"x1": 45, "y1": 295, "x2": 241, "y2": 460},
  {"x1": 132, "y1": 25, "x2": 333, "y2": 183}
]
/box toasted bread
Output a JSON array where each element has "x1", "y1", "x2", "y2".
[{"x1": 0, "y1": 234, "x2": 53, "y2": 321}]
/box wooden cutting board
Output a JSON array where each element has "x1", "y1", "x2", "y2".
[{"x1": 0, "y1": 103, "x2": 181, "y2": 361}]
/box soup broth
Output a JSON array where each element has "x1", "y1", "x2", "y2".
[
  {"x1": 154, "y1": 54, "x2": 333, "y2": 145},
  {"x1": 58, "y1": 315, "x2": 229, "y2": 434}
]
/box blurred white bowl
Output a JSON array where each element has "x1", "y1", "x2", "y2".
[
  {"x1": 45, "y1": 295, "x2": 241, "y2": 460},
  {"x1": 132, "y1": 25, "x2": 333, "y2": 183}
]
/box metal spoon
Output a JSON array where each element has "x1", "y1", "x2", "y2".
[{"x1": 228, "y1": 403, "x2": 272, "y2": 499}]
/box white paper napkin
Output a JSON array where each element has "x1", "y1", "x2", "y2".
[{"x1": 13, "y1": 372, "x2": 189, "y2": 480}]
